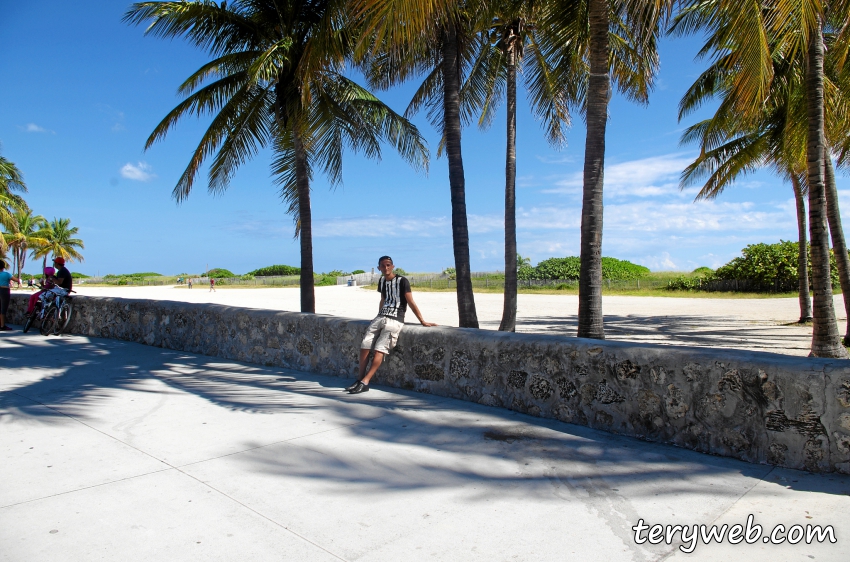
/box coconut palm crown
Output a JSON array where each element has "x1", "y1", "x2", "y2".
[
  {"x1": 32, "y1": 217, "x2": 85, "y2": 271},
  {"x1": 125, "y1": 0, "x2": 429, "y2": 313},
  {"x1": 0, "y1": 154, "x2": 29, "y2": 245}
]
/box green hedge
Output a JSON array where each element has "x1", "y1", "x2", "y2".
[
  {"x1": 248, "y1": 264, "x2": 301, "y2": 276},
  {"x1": 712, "y1": 240, "x2": 839, "y2": 287},
  {"x1": 205, "y1": 268, "x2": 235, "y2": 278},
  {"x1": 518, "y1": 256, "x2": 650, "y2": 281}
]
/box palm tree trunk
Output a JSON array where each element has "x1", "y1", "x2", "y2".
[
  {"x1": 577, "y1": 0, "x2": 609, "y2": 340},
  {"x1": 18, "y1": 246, "x2": 26, "y2": 281},
  {"x1": 499, "y1": 41, "x2": 518, "y2": 333},
  {"x1": 294, "y1": 129, "x2": 316, "y2": 313},
  {"x1": 824, "y1": 149, "x2": 850, "y2": 343},
  {"x1": 805, "y1": 19, "x2": 846, "y2": 357},
  {"x1": 442, "y1": 19, "x2": 479, "y2": 328},
  {"x1": 792, "y1": 175, "x2": 812, "y2": 322}
]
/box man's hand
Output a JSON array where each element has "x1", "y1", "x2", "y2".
[{"x1": 420, "y1": 321, "x2": 438, "y2": 327}]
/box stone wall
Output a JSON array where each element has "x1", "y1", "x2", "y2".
[{"x1": 8, "y1": 293, "x2": 850, "y2": 474}]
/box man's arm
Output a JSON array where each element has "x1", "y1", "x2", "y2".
[{"x1": 405, "y1": 293, "x2": 437, "y2": 326}]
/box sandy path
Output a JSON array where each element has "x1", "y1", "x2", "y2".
[{"x1": 55, "y1": 284, "x2": 848, "y2": 357}]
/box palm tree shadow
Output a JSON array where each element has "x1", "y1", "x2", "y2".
[
  {"x1": 487, "y1": 314, "x2": 812, "y2": 354},
  {"x1": 3, "y1": 332, "x2": 848, "y2": 501}
]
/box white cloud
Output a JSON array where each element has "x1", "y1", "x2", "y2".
[
  {"x1": 637, "y1": 252, "x2": 678, "y2": 271},
  {"x1": 535, "y1": 154, "x2": 575, "y2": 164},
  {"x1": 120, "y1": 162, "x2": 156, "y2": 182},
  {"x1": 542, "y1": 153, "x2": 697, "y2": 198},
  {"x1": 20, "y1": 122, "x2": 54, "y2": 134}
]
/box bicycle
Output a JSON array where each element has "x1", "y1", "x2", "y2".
[
  {"x1": 22, "y1": 283, "x2": 53, "y2": 334},
  {"x1": 33, "y1": 289, "x2": 74, "y2": 336}
]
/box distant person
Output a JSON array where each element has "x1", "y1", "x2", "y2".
[
  {"x1": 346, "y1": 255, "x2": 436, "y2": 394},
  {"x1": 188, "y1": 278, "x2": 193, "y2": 289},
  {"x1": 210, "y1": 277, "x2": 216, "y2": 292},
  {"x1": 26, "y1": 267, "x2": 56, "y2": 316},
  {"x1": 27, "y1": 278, "x2": 34, "y2": 290},
  {"x1": 0, "y1": 260, "x2": 22, "y2": 331},
  {"x1": 52, "y1": 257, "x2": 73, "y2": 292}
]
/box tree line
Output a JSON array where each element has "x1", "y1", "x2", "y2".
[
  {"x1": 124, "y1": 0, "x2": 850, "y2": 358},
  {"x1": 0, "y1": 153, "x2": 85, "y2": 280}
]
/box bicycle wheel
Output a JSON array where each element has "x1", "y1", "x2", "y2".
[
  {"x1": 40, "y1": 305, "x2": 57, "y2": 336},
  {"x1": 23, "y1": 312, "x2": 34, "y2": 333},
  {"x1": 57, "y1": 301, "x2": 73, "y2": 333}
]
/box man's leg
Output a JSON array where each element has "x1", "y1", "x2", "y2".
[
  {"x1": 357, "y1": 348, "x2": 371, "y2": 380},
  {"x1": 360, "y1": 351, "x2": 385, "y2": 385}
]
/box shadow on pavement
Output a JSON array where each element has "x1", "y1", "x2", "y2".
[
  {"x1": 502, "y1": 314, "x2": 810, "y2": 354},
  {"x1": 2, "y1": 330, "x2": 848, "y2": 499}
]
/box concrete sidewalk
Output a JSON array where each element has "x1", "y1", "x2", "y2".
[{"x1": 2, "y1": 332, "x2": 849, "y2": 561}]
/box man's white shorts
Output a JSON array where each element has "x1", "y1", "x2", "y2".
[{"x1": 361, "y1": 316, "x2": 404, "y2": 354}]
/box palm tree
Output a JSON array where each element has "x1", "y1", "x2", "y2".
[
  {"x1": 0, "y1": 153, "x2": 29, "y2": 248},
  {"x1": 3, "y1": 210, "x2": 47, "y2": 281},
  {"x1": 466, "y1": 0, "x2": 574, "y2": 332},
  {"x1": 126, "y1": 0, "x2": 428, "y2": 313},
  {"x1": 32, "y1": 217, "x2": 85, "y2": 270},
  {"x1": 548, "y1": 0, "x2": 671, "y2": 339},
  {"x1": 674, "y1": 0, "x2": 849, "y2": 356},
  {"x1": 355, "y1": 0, "x2": 486, "y2": 328},
  {"x1": 676, "y1": 40, "x2": 816, "y2": 322}
]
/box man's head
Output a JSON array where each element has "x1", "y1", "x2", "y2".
[
  {"x1": 378, "y1": 255, "x2": 394, "y2": 277},
  {"x1": 0, "y1": 260, "x2": 6, "y2": 271},
  {"x1": 53, "y1": 257, "x2": 66, "y2": 267}
]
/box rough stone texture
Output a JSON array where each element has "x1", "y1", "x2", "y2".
[{"x1": 9, "y1": 293, "x2": 850, "y2": 474}]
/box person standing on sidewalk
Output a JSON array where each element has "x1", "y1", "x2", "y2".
[
  {"x1": 210, "y1": 277, "x2": 216, "y2": 292},
  {"x1": 0, "y1": 260, "x2": 22, "y2": 331},
  {"x1": 346, "y1": 256, "x2": 436, "y2": 394}
]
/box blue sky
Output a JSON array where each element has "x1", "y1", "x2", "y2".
[{"x1": 2, "y1": 2, "x2": 842, "y2": 276}]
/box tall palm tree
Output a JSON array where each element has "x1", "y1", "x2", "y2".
[
  {"x1": 676, "y1": 38, "x2": 817, "y2": 323},
  {"x1": 792, "y1": 173, "x2": 813, "y2": 323},
  {"x1": 354, "y1": 0, "x2": 486, "y2": 328},
  {"x1": 462, "y1": 0, "x2": 574, "y2": 332},
  {"x1": 3, "y1": 210, "x2": 47, "y2": 281},
  {"x1": 0, "y1": 153, "x2": 29, "y2": 248},
  {"x1": 550, "y1": 0, "x2": 670, "y2": 339},
  {"x1": 674, "y1": 0, "x2": 848, "y2": 356},
  {"x1": 32, "y1": 217, "x2": 85, "y2": 270},
  {"x1": 126, "y1": 0, "x2": 428, "y2": 313}
]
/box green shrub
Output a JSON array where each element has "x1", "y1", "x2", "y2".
[
  {"x1": 517, "y1": 264, "x2": 535, "y2": 280},
  {"x1": 443, "y1": 267, "x2": 456, "y2": 279},
  {"x1": 314, "y1": 275, "x2": 337, "y2": 286},
  {"x1": 712, "y1": 240, "x2": 839, "y2": 288},
  {"x1": 666, "y1": 275, "x2": 705, "y2": 291},
  {"x1": 351, "y1": 269, "x2": 365, "y2": 275},
  {"x1": 527, "y1": 256, "x2": 650, "y2": 281},
  {"x1": 394, "y1": 267, "x2": 408, "y2": 275},
  {"x1": 248, "y1": 264, "x2": 301, "y2": 276},
  {"x1": 205, "y1": 268, "x2": 235, "y2": 278},
  {"x1": 692, "y1": 266, "x2": 713, "y2": 275}
]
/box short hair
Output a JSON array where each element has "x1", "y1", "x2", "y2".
[
  {"x1": 378, "y1": 255, "x2": 393, "y2": 265},
  {"x1": 0, "y1": 260, "x2": 5, "y2": 270}
]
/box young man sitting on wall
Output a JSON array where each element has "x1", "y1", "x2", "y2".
[{"x1": 346, "y1": 256, "x2": 436, "y2": 394}]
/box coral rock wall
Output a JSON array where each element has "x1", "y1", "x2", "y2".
[{"x1": 9, "y1": 294, "x2": 850, "y2": 474}]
